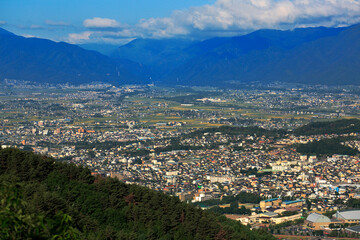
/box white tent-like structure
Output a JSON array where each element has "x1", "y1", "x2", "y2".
[{"x1": 305, "y1": 213, "x2": 331, "y2": 230}]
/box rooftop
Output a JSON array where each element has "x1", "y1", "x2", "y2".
[
  {"x1": 336, "y1": 210, "x2": 360, "y2": 220},
  {"x1": 346, "y1": 225, "x2": 360, "y2": 233},
  {"x1": 282, "y1": 199, "x2": 303, "y2": 205},
  {"x1": 263, "y1": 198, "x2": 280, "y2": 202},
  {"x1": 306, "y1": 213, "x2": 331, "y2": 223}
]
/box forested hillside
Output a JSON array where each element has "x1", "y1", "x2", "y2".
[
  {"x1": 295, "y1": 138, "x2": 360, "y2": 156},
  {"x1": 0, "y1": 147, "x2": 274, "y2": 240},
  {"x1": 293, "y1": 118, "x2": 360, "y2": 135}
]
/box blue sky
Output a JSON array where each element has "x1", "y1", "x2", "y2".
[{"x1": 1, "y1": 0, "x2": 360, "y2": 45}]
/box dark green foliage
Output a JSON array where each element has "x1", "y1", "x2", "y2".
[
  {"x1": 323, "y1": 210, "x2": 337, "y2": 218},
  {"x1": 347, "y1": 198, "x2": 360, "y2": 208},
  {"x1": 209, "y1": 204, "x2": 251, "y2": 215},
  {"x1": 313, "y1": 230, "x2": 324, "y2": 236},
  {"x1": 293, "y1": 119, "x2": 360, "y2": 135},
  {"x1": 240, "y1": 168, "x2": 271, "y2": 177},
  {"x1": 0, "y1": 148, "x2": 275, "y2": 239},
  {"x1": 55, "y1": 140, "x2": 139, "y2": 151},
  {"x1": 188, "y1": 126, "x2": 284, "y2": 138},
  {"x1": 268, "y1": 218, "x2": 304, "y2": 230},
  {"x1": 295, "y1": 138, "x2": 359, "y2": 156},
  {"x1": 0, "y1": 183, "x2": 44, "y2": 239},
  {"x1": 194, "y1": 192, "x2": 262, "y2": 208},
  {"x1": 154, "y1": 139, "x2": 203, "y2": 153},
  {"x1": 0, "y1": 183, "x2": 80, "y2": 239},
  {"x1": 280, "y1": 211, "x2": 298, "y2": 217},
  {"x1": 328, "y1": 230, "x2": 358, "y2": 238}
]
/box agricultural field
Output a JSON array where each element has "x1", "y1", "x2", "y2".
[{"x1": 2, "y1": 83, "x2": 360, "y2": 131}]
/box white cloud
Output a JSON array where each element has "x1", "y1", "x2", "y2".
[
  {"x1": 68, "y1": 31, "x2": 93, "y2": 43},
  {"x1": 30, "y1": 24, "x2": 43, "y2": 29},
  {"x1": 0, "y1": 21, "x2": 6, "y2": 25},
  {"x1": 17, "y1": 24, "x2": 44, "y2": 30},
  {"x1": 45, "y1": 20, "x2": 71, "y2": 26},
  {"x1": 68, "y1": 0, "x2": 360, "y2": 43},
  {"x1": 67, "y1": 30, "x2": 134, "y2": 45},
  {"x1": 83, "y1": 17, "x2": 122, "y2": 28},
  {"x1": 137, "y1": 0, "x2": 360, "y2": 38},
  {"x1": 22, "y1": 34, "x2": 36, "y2": 38}
]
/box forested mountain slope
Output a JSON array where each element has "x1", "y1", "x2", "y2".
[{"x1": 0, "y1": 147, "x2": 274, "y2": 240}]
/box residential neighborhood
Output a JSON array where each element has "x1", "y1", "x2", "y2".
[{"x1": 1, "y1": 83, "x2": 360, "y2": 237}]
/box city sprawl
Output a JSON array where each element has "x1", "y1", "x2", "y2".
[{"x1": 2, "y1": 81, "x2": 360, "y2": 237}]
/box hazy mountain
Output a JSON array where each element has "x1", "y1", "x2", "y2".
[
  {"x1": 111, "y1": 38, "x2": 197, "y2": 79},
  {"x1": 1, "y1": 24, "x2": 360, "y2": 86},
  {"x1": 0, "y1": 28, "x2": 14, "y2": 36},
  {"x1": 0, "y1": 28, "x2": 146, "y2": 85},
  {"x1": 260, "y1": 24, "x2": 360, "y2": 85},
  {"x1": 78, "y1": 43, "x2": 119, "y2": 56},
  {"x1": 112, "y1": 24, "x2": 360, "y2": 86},
  {"x1": 164, "y1": 25, "x2": 358, "y2": 86},
  {"x1": 112, "y1": 38, "x2": 196, "y2": 65}
]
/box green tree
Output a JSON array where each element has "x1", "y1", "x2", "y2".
[{"x1": 0, "y1": 183, "x2": 45, "y2": 239}]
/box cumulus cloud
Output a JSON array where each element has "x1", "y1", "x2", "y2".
[
  {"x1": 68, "y1": 31, "x2": 93, "y2": 43},
  {"x1": 83, "y1": 17, "x2": 122, "y2": 29},
  {"x1": 68, "y1": 0, "x2": 360, "y2": 43},
  {"x1": 137, "y1": 0, "x2": 360, "y2": 38}
]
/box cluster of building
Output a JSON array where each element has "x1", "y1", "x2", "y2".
[
  {"x1": 306, "y1": 210, "x2": 360, "y2": 232},
  {"x1": 2, "y1": 121, "x2": 360, "y2": 210},
  {"x1": 2, "y1": 83, "x2": 360, "y2": 236},
  {"x1": 236, "y1": 198, "x2": 304, "y2": 225}
]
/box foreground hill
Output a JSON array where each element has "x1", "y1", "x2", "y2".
[
  {"x1": 0, "y1": 147, "x2": 274, "y2": 240},
  {"x1": 0, "y1": 28, "x2": 146, "y2": 85}
]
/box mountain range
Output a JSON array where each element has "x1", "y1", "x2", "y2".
[
  {"x1": 1, "y1": 24, "x2": 360, "y2": 86},
  {"x1": 0, "y1": 28, "x2": 145, "y2": 85}
]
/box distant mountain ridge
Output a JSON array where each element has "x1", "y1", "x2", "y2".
[
  {"x1": 112, "y1": 24, "x2": 360, "y2": 86},
  {"x1": 111, "y1": 38, "x2": 196, "y2": 79},
  {"x1": 78, "y1": 43, "x2": 119, "y2": 56},
  {"x1": 0, "y1": 28, "x2": 14, "y2": 36},
  {"x1": 0, "y1": 29, "x2": 146, "y2": 85},
  {"x1": 1, "y1": 24, "x2": 360, "y2": 86}
]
